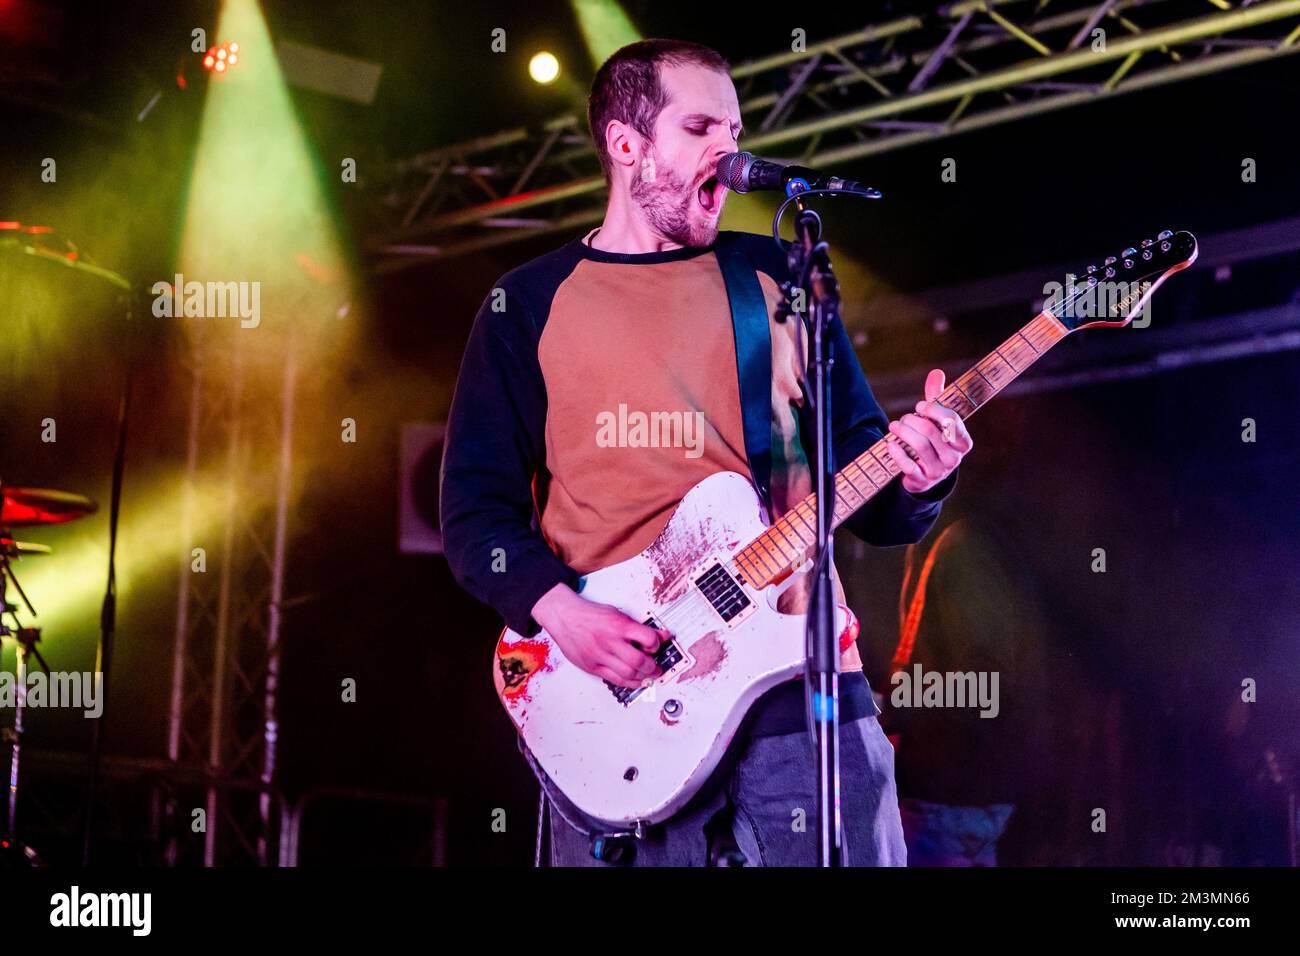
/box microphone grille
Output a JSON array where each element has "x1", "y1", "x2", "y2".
[{"x1": 715, "y1": 152, "x2": 754, "y2": 193}]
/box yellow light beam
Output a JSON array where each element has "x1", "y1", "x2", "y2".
[{"x1": 568, "y1": 0, "x2": 642, "y2": 68}]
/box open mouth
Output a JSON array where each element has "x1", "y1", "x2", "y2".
[{"x1": 696, "y1": 175, "x2": 723, "y2": 217}]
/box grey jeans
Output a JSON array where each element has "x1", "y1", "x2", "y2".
[{"x1": 526, "y1": 715, "x2": 907, "y2": 867}]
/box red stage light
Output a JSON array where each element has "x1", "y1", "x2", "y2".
[{"x1": 203, "y1": 42, "x2": 241, "y2": 77}]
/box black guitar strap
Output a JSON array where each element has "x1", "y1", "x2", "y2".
[{"x1": 714, "y1": 232, "x2": 773, "y2": 516}]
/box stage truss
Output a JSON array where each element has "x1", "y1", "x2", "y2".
[
  {"x1": 164, "y1": 329, "x2": 298, "y2": 866},
  {"x1": 365, "y1": 0, "x2": 1300, "y2": 271}
]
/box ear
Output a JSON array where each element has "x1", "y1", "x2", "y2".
[{"x1": 604, "y1": 120, "x2": 639, "y2": 175}]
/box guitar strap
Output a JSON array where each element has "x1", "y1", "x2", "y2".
[{"x1": 714, "y1": 233, "x2": 773, "y2": 517}]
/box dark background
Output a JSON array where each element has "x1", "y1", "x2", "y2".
[{"x1": 1, "y1": 0, "x2": 1297, "y2": 865}]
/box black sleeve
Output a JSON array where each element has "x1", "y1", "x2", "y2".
[
  {"x1": 801, "y1": 294, "x2": 958, "y2": 547},
  {"x1": 440, "y1": 277, "x2": 580, "y2": 636}
]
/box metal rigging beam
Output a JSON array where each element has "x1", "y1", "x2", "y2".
[{"x1": 366, "y1": 0, "x2": 1300, "y2": 271}]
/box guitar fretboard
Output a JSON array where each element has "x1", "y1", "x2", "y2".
[{"x1": 730, "y1": 311, "x2": 1068, "y2": 590}]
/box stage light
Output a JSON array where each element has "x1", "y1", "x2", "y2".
[
  {"x1": 180, "y1": 0, "x2": 354, "y2": 350},
  {"x1": 202, "y1": 41, "x2": 241, "y2": 76},
  {"x1": 568, "y1": 0, "x2": 641, "y2": 65},
  {"x1": 5, "y1": 0, "x2": 362, "y2": 665},
  {"x1": 529, "y1": 51, "x2": 560, "y2": 84}
]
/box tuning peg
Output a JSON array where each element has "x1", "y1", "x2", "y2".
[
  {"x1": 1086, "y1": 264, "x2": 1098, "y2": 275},
  {"x1": 1121, "y1": 247, "x2": 1137, "y2": 257},
  {"x1": 1104, "y1": 255, "x2": 1117, "y2": 266},
  {"x1": 1157, "y1": 229, "x2": 1173, "y2": 240},
  {"x1": 1140, "y1": 239, "x2": 1153, "y2": 248}
]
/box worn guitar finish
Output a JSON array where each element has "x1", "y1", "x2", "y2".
[{"x1": 493, "y1": 231, "x2": 1198, "y2": 828}]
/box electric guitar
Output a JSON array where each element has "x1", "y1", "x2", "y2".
[{"x1": 492, "y1": 230, "x2": 1198, "y2": 827}]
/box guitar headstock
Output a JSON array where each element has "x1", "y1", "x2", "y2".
[{"x1": 1051, "y1": 229, "x2": 1198, "y2": 331}]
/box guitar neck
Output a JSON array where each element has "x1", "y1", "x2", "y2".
[{"x1": 730, "y1": 311, "x2": 1069, "y2": 590}]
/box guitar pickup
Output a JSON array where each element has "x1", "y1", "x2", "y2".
[
  {"x1": 694, "y1": 562, "x2": 753, "y2": 625},
  {"x1": 652, "y1": 635, "x2": 683, "y2": 671},
  {"x1": 605, "y1": 616, "x2": 683, "y2": 706}
]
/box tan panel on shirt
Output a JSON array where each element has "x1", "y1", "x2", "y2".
[{"x1": 537, "y1": 250, "x2": 861, "y2": 671}]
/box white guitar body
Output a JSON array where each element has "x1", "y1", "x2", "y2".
[{"x1": 492, "y1": 471, "x2": 851, "y2": 828}]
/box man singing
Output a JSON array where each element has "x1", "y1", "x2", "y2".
[{"x1": 441, "y1": 38, "x2": 971, "y2": 866}]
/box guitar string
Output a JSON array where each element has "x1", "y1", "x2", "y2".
[
  {"x1": 656, "y1": 264, "x2": 1151, "y2": 628},
  {"x1": 737, "y1": 310, "x2": 1068, "y2": 585}
]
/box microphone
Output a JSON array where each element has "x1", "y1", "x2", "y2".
[{"x1": 715, "y1": 151, "x2": 880, "y2": 198}]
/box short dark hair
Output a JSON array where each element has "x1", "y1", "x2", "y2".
[{"x1": 587, "y1": 38, "x2": 731, "y2": 182}]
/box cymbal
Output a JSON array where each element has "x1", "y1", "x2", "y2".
[
  {"x1": 0, "y1": 487, "x2": 98, "y2": 527},
  {"x1": 0, "y1": 537, "x2": 52, "y2": 558}
]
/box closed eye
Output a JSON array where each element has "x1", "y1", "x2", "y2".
[{"x1": 684, "y1": 119, "x2": 740, "y2": 138}]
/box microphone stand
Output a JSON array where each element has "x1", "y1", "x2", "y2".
[
  {"x1": 82, "y1": 280, "x2": 138, "y2": 866},
  {"x1": 783, "y1": 194, "x2": 844, "y2": 867}
]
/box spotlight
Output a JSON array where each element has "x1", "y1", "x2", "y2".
[
  {"x1": 202, "y1": 41, "x2": 241, "y2": 77},
  {"x1": 529, "y1": 51, "x2": 559, "y2": 84}
]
